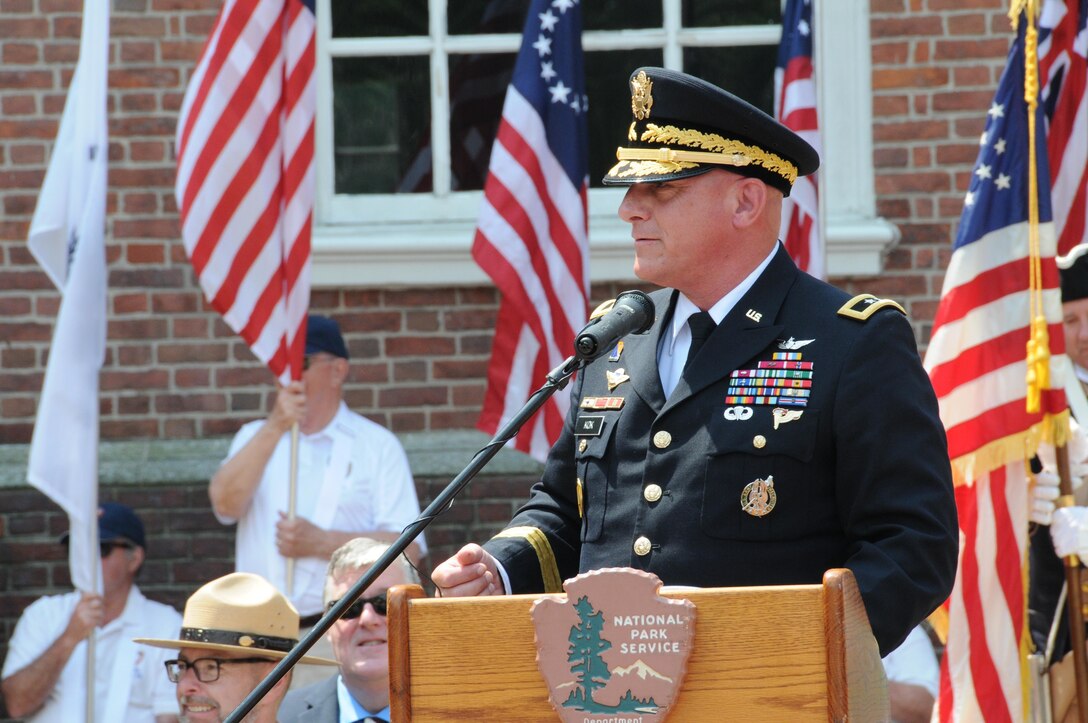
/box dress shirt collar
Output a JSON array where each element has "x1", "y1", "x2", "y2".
[
  {"x1": 336, "y1": 675, "x2": 390, "y2": 723},
  {"x1": 664, "y1": 241, "x2": 780, "y2": 356}
]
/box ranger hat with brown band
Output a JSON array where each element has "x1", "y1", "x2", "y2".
[
  {"x1": 602, "y1": 66, "x2": 820, "y2": 196},
  {"x1": 134, "y1": 572, "x2": 335, "y2": 665}
]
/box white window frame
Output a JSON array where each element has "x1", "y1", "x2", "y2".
[{"x1": 312, "y1": 0, "x2": 897, "y2": 288}]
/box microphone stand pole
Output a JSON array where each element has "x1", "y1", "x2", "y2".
[{"x1": 226, "y1": 354, "x2": 585, "y2": 723}]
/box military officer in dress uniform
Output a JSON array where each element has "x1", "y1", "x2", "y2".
[{"x1": 433, "y1": 67, "x2": 959, "y2": 656}]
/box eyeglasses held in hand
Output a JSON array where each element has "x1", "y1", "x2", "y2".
[
  {"x1": 326, "y1": 591, "x2": 388, "y2": 619},
  {"x1": 164, "y1": 657, "x2": 273, "y2": 683}
]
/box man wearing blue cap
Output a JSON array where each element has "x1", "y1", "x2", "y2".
[
  {"x1": 209, "y1": 314, "x2": 424, "y2": 688},
  {"x1": 434, "y1": 67, "x2": 958, "y2": 657},
  {"x1": 1, "y1": 503, "x2": 182, "y2": 722}
]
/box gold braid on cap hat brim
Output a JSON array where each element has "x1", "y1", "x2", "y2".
[{"x1": 612, "y1": 123, "x2": 798, "y2": 184}]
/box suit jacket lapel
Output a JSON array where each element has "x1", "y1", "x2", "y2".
[
  {"x1": 617, "y1": 288, "x2": 674, "y2": 414},
  {"x1": 663, "y1": 246, "x2": 799, "y2": 414}
]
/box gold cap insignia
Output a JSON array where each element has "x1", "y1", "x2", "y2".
[{"x1": 631, "y1": 70, "x2": 653, "y2": 120}]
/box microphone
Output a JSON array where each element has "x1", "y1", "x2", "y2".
[{"x1": 575, "y1": 290, "x2": 655, "y2": 362}]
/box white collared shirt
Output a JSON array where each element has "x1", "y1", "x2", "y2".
[
  {"x1": 220, "y1": 402, "x2": 425, "y2": 616},
  {"x1": 337, "y1": 675, "x2": 390, "y2": 723},
  {"x1": 2, "y1": 586, "x2": 181, "y2": 722},
  {"x1": 658, "y1": 243, "x2": 779, "y2": 397}
]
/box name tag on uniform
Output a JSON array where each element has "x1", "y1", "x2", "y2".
[{"x1": 574, "y1": 415, "x2": 605, "y2": 436}]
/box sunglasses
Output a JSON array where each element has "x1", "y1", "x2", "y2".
[
  {"x1": 326, "y1": 592, "x2": 388, "y2": 619},
  {"x1": 302, "y1": 354, "x2": 335, "y2": 371},
  {"x1": 99, "y1": 541, "x2": 134, "y2": 557}
]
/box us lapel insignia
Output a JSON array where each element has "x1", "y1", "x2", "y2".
[
  {"x1": 772, "y1": 408, "x2": 803, "y2": 429},
  {"x1": 741, "y1": 476, "x2": 776, "y2": 517},
  {"x1": 605, "y1": 368, "x2": 630, "y2": 391},
  {"x1": 609, "y1": 341, "x2": 624, "y2": 362},
  {"x1": 745, "y1": 309, "x2": 763, "y2": 323}
]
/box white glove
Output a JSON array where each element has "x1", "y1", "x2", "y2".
[
  {"x1": 1051, "y1": 506, "x2": 1088, "y2": 558},
  {"x1": 1031, "y1": 470, "x2": 1062, "y2": 525}
]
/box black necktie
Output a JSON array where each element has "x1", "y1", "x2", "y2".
[
  {"x1": 359, "y1": 717, "x2": 388, "y2": 723},
  {"x1": 683, "y1": 311, "x2": 716, "y2": 372}
]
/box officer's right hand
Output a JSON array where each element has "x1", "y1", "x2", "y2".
[
  {"x1": 432, "y1": 544, "x2": 502, "y2": 597},
  {"x1": 269, "y1": 381, "x2": 306, "y2": 433},
  {"x1": 64, "y1": 593, "x2": 104, "y2": 643}
]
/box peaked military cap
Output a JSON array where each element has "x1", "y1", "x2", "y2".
[{"x1": 603, "y1": 67, "x2": 820, "y2": 196}]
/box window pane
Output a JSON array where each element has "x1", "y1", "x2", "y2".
[
  {"x1": 331, "y1": 0, "x2": 428, "y2": 38},
  {"x1": 584, "y1": 0, "x2": 661, "y2": 30},
  {"x1": 332, "y1": 57, "x2": 432, "y2": 194},
  {"x1": 586, "y1": 48, "x2": 664, "y2": 187},
  {"x1": 681, "y1": 0, "x2": 781, "y2": 27},
  {"x1": 448, "y1": 53, "x2": 517, "y2": 191},
  {"x1": 683, "y1": 45, "x2": 776, "y2": 116},
  {"x1": 448, "y1": 0, "x2": 526, "y2": 35}
]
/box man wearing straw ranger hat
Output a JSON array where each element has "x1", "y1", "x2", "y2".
[{"x1": 136, "y1": 572, "x2": 335, "y2": 723}]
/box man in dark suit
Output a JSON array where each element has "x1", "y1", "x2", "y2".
[
  {"x1": 432, "y1": 66, "x2": 958, "y2": 656},
  {"x1": 279, "y1": 538, "x2": 417, "y2": 723}
]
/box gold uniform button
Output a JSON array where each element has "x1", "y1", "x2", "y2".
[
  {"x1": 644, "y1": 484, "x2": 663, "y2": 503},
  {"x1": 653, "y1": 431, "x2": 672, "y2": 449},
  {"x1": 633, "y1": 536, "x2": 652, "y2": 556},
  {"x1": 753, "y1": 435, "x2": 767, "y2": 449},
  {"x1": 578, "y1": 439, "x2": 588, "y2": 453}
]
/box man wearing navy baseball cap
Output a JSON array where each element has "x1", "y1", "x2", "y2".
[
  {"x1": 209, "y1": 314, "x2": 425, "y2": 690},
  {"x1": 2, "y1": 503, "x2": 183, "y2": 722}
]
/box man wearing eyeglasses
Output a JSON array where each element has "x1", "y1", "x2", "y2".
[
  {"x1": 1, "y1": 503, "x2": 183, "y2": 722},
  {"x1": 209, "y1": 314, "x2": 425, "y2": 689},
  {"x1": 279, "y1": 538, "x2": 418, "y2": 723},
  {"x1": 136, "y1": 572, "x2": 336, "y2": 723}
]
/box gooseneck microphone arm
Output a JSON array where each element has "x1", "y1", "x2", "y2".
[{"x1": 226, "y1": 290, "x2": 654, "y2": 723}]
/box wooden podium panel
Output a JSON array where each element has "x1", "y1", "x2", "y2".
[{"x1": 388, "y1": 569, "x2": 887, "y2": 722}]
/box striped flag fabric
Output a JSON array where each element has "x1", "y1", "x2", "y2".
[
  {"x1": 1039, "y1": 0, "x2": 1087, "y2": 258},
  {"x1": 176, "y1": 0, "x2": 314, "y2": 384},
  {"x1": 923, "y1": 12, "x2": 1072, "y2": 722},
  {"x1": 774, "y1": 0, "x2": 823, "y2": 279},
  {"x1": 472, "y1": 0, "x2": 590, "y2": 462},
  {"x1": 26, "y1": 0, "x2": 110, "y2": 597}
]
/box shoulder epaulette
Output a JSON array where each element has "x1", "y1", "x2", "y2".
[
  {"x1": 837, "y1": 293, "x2": 906, "y2": 321},
  {"x1": 589, "y1": 298, "x2": 616, "y2": 320}
]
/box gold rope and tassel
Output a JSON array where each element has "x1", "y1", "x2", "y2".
[{"x1": 1014, "y1": 0, "x2": 1049, "y2": 414}]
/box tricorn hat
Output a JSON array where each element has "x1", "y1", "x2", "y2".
[
  {"x1": 602, "y1": 67, "x2": 819, "y2": 196},
  {"x1": 134, "y1": 572, "x2": 335, "y2": 665},
  {"x1": 1060, "y1": 244, "x2": 1088, "y2": 303}
]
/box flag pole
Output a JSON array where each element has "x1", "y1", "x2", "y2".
[
  {"x1": 1056, "y1": 442, "x2": 1088, "y2": 722},
  {"x1": 285, "y1": 422, "x2": 299, "y2": 593},
  {"x1": 85, "y1": 631, "x2": 95, "y2": 722},
  {"x1": 1018, "y1": 0, "x2": 1088, "y2": 717}
]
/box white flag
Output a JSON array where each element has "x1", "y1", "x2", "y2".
[{"x1": 27, "y1": 1, "x2": 110, "y2": 595}]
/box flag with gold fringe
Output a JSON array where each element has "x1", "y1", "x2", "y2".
[{"x1": 923, "y1": 2, "x2": 1072, "y2": 720}]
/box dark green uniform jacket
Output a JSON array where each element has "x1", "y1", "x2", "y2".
[{"x1": 484, "y1": 246, "x2": 958, "y2": 656}]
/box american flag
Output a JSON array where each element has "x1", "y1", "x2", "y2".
[
  {"x1": 176, "y1": 0, "x2": 314, "y2": 384},
  {"x1": 774, "y1": 0, "x2": 822, "y2": 279},
  {"x1": 472, "y1": 0, "x2": 590, "y2": 462},
  {"x1": 1039, "y1": 0, "x2": 1087, "y2": 257},
  {"x1": 923, "y1": 12, "x2": 1072, "y2": 722}
]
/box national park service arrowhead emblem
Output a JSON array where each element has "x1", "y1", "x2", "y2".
[{"x1": 531, "y1": 568, "x2": 695, "y2": 722}]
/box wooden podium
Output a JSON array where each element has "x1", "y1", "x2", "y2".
[{"x1": 387, "y1": 568, "x2": 888, "y2": 722}]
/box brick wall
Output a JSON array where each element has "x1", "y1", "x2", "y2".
[
  {"x1": 0, "y1": 472, "x2": 534, "y2": 719},
  {"x1": 867, "y1": 0, "x2": 1012, "y2": 342}
]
